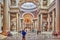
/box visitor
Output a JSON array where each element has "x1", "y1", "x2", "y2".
[{"x1": 21, "y1": 30, "x2": 26, "y2": 40}]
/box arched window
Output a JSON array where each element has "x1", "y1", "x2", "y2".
[{"x1": 11, "y1": 0, "x2": 16, "y2": 6}]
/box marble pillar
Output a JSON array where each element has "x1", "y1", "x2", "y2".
[
  {"x1": 40, "y1": 14, "x2": 43, "y2": 32},
  {"x1": 2, "y1": 0, "x2": 9, "y2": 36},
  {"x1": 20, "y1": 19, "x2": 23, "y2": 30},
  {"x1": 16, "y1": 13, "x2": 18, "y2": 32},
  {"x1": 35, "y1": 19, "x2": 37, "y2": 31},
  {"x1": 19, "y1": 17, "x2": 21, "y2": 31},
  {"x1": 18, "y1": 14, "x2": 20, "y2": 31},
  {"x1": 52, "y1": 10, "x2": 55, "y2": 32},
  {"x1": 56, "y1": 0, "x2": 60, "y2": 34},
  {"x1": 7, "y1": 13, "x2": 10, "y2": 31},
  {"x1": 38, "y1": 14, "x2": 41, "y2": 31},
  {"x1": 48, "y1": 13, "x2": 50, "y2": 31}
]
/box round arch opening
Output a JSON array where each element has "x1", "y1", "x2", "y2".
[{"x1": 23, "y1": 13, "x2": 33, "y2": 24}]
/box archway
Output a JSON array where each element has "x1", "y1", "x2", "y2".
[
  {"x1": 22, "y1": 13, "x2": 34, "y2": 32},
  {"x1": 23, "y1": 13, "x2": 33, "y2": 24}
]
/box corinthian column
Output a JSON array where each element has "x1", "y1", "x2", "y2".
[
  {"x1": 2, "y1": 0, "x2": 9, "y2": 36},
  {"x1": 56, "y1": 0, "x2": 60, "y2": 35}
]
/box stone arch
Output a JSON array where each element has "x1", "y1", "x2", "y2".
[
  {"x1": 22, "y1": 13, "x2": 34, "y2": 24},
  {"x1": 22, "y1": 13, "x2": 34, "y2": 18}
]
